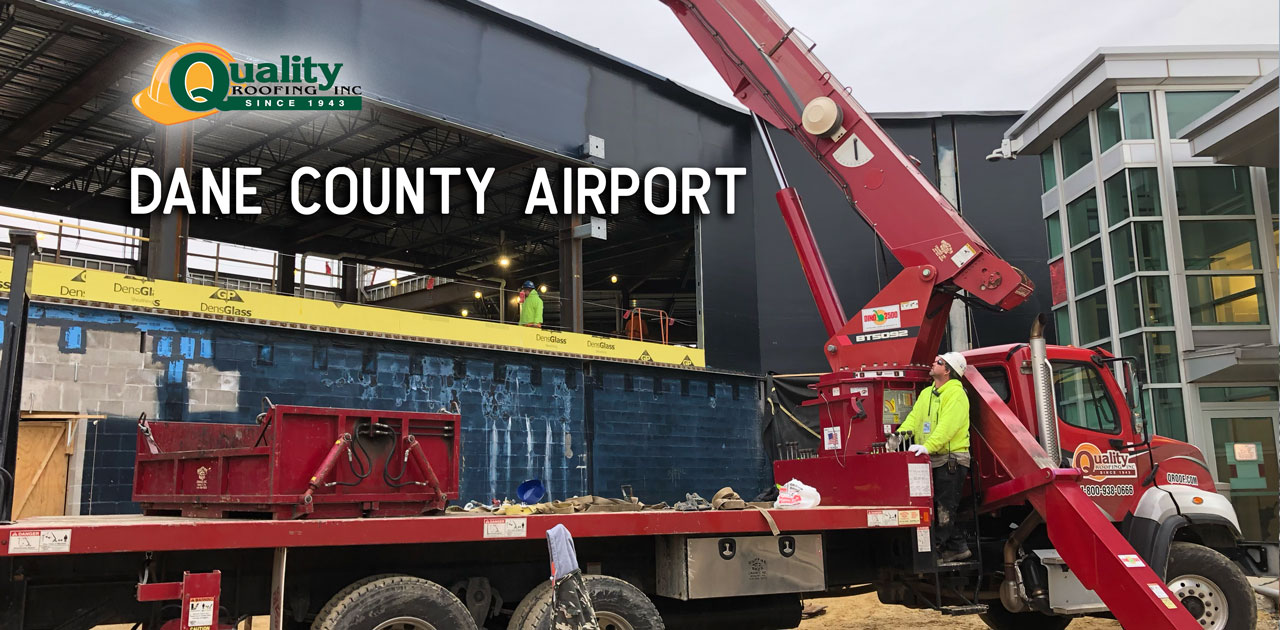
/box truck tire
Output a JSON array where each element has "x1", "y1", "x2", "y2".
[
  {"x1": 1165, "y1": 542, "x2": 1256, "y2": 630},
  {"x1": 311, "y1": 574, "x2": 476, "y2": 630},
  {"x1": 522, "y1": 575, "x2": 663, "y2": 630},
  {"x1": 507, "y1": 580, "x2": 553, "y2": 630},
  {"x1": 978, "y1": 605, "x2": 1070, "y2": 630}
]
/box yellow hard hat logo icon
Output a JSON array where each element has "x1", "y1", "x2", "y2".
[{"x1": 134, "y1": 43, "x2": 236, "y2": 125}]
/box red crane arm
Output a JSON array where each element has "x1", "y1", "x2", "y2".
[{"x1": 662, "y1": 0, "x2": 1032, "y2": 313}]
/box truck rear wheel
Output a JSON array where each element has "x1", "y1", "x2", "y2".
[
  {"x1": 507, "y1": 579, "x2": 553, "y2": 630},
  {"x1": 1166, "y1": 542, "x2": 1256, "y2": 630},
  {"x1": 522, "y1": 575, "x2": 663, "y2": 630},
  {"x1": 978, "y1": 605, "x2": 1070, "y2": 630},
  {"x1": 311, "y1": 574, "x2": 476, "y2": 630}
]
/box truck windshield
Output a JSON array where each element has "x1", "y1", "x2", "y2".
[{"x1": 1051, "y1": 361, "x2": 1120, "y2": 434}]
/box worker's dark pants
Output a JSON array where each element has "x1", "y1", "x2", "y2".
[{"x1": 932, "y1": 462, "x2": 969, "y2": 554}]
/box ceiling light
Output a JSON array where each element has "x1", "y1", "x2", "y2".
[
  {"x1": 539, "y1": 284, "x2": 548, "y2": 293},
  {"x1": 498, "y1": 256, "x2": 511, "y2": 268},
  {"x1": 474, "y1": 291, "x2": 483, "y2": 299},
  {"x1": 460, "y1": 309, "x2": 469, "y2": 317},
  {"x1": 609, "y1": 274, "x2": 618, "y2": 284},
  {"x1": 389, "y1": 277, "x2": 398, "y2": 287}
]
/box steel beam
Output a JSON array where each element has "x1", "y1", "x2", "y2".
[
  {"x1": 558, "y1": 214, "x2": 584, "y2": 333},
  {"x1": 0, "y1": 38, "x2": 155, "y2": 161},
  {"x1": 146, "y1": 123, "x2": 192, "y2": 281},
  {"x1": 0, "y1": 230, "x2": 37, "y2": 523}
]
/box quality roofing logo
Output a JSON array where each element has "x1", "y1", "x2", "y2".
[{"x1": 134, "y1": 43, "x2": 363, "y2": 125}]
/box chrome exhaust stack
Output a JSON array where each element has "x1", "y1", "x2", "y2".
[{"x1": 1029, "y1": 314, "x2": 1058, "y2": 465}]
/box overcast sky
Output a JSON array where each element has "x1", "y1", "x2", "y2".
[{"x1": 482, "y1": 0, "x2": 1279, "y2": 113}]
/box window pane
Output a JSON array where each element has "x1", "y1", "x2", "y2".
[
  {"x1": 1134, "y1": 222, "x2": 1167, "y2": 271},
  {"x1": 1120, "y1": 333, "x2": 1147, "y2": 379},
  {"x1": 1186, "y1": 275, "x2": 1268, "y2": 325},
  {"x1": 1110, "y1": 227, "x2": 1135, "y2": 278},
  {"x1": 1046, "y1": 213, "x2": 1062, "y2": 259},
  {"x1": 1098, "y1": 96, "x2": 1122, "y2": 152},
  {"x1": 1061, "y1": 119, "x2": 1092, "y2": 177},
  {"x1": 1209, "y1": 416, "x2": 1279, "y2": 541},
  {"x1": 1067, "y1": 191, "x2": 1100, "y2": 245},
  {"x1": 1072, "y1": 240, "x2": 1106, "y2": 294},
  {"x1": 1041, "y1": 150, "x2": 1057, "y2": 192},
  {"x1": 1116, "y1": 278, "x2": 1140, "y2": 332},
  {"x1": 1145, "y1": 331, "x2": 1180, "y2": 382},
  {"x1": 1267, "y1": 167, "x2": 1278, "y2": 213},
  {"x1": 1166, "y1": 91, "x2": 1236, "y2": 137},
  {"x1": 1075, "y1": 292, "x2": 1109, "y2": 344},
  {"x1": 1120, "y1": 93, "x2": 1154, "y2": 140},
  {"x1": 1054, "y1": 307, "x2": 1072, "y2": 345},
  {"x1": 1052, "y1": 361, "x2": 1120, "y2": 434},
  {"x1": 1129, "y1": 168, "x2": 1161, "y2": 216},
  {"x1": 1199, "y1": 386, "x2": 1279, "y2": 403},
  {"x1": 1180, "y1": 220, "x2": 1261, "y2": 270},
  {"x1": 1148, "y1": 388, "x2": 1186, "y2": 442},
  {"x1": 1104, "y1": 172, "x2": 1129, "y2": 224},
  {"x1": 1140, "y1": 276, "x2": 1174, "y2": 326},
  {"x1": 1175, "y1": 167, "x2": 1254, "y2": 215}
]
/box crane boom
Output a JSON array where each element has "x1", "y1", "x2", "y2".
[
  {"x1": 662, "y1": 4, "x2": 1202, "y2": 629},
  {"x1": 663, "y1": 0, "x2": 1033, "y2": 373}
]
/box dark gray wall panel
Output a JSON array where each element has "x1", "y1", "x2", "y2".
[{"x1": 954, "y1": 116, "x2": 1053, "y2": 347}]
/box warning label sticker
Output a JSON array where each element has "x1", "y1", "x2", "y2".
[
  {"x1": 1119, "y1": 554, "x2": 1145, "y2": 568},
  {"x1": 867, "y1": 510, "x2": 899, "y2": 527},
  {"x1": 898, "y1": 509, "x2": 921, "y2": 526},
  {"x1": 1147, "y1": 583, "x2": 1177, "y2": 609},
  {"x1": 8, "y1": 529, "x2": 71, "y2": 554},
  {"x1": 483, "y1": 518, "x2": 528, "y2": 539},
  {"x1": 188, "y1": 597, "x2": 215, "y2": 627},
  {"x1": 916, "y1": 527, "x2": 931, "y2": 552}
]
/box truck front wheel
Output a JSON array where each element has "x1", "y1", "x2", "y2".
[
  {"x1": 310, "y1": 574, "x2": 476, "y2": 630},
  {"x1": 1165, "y1": 542, "x2": 1256, "y2": 630}
]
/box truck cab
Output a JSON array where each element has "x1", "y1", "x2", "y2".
[{"x1": 964, "y1": 342, "x2": 1273, "y2": 628}]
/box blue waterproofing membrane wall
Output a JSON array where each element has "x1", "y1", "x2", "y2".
[{"x1": 7, "y1": 303, "x2": 765, "y2": 514}]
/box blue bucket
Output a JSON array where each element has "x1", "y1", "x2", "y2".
[{"x1": 517, "y1": 479, "x2": 546, "y2": 504}]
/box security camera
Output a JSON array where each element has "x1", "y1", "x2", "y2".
[{"x1": 985, "y1": 138, "x2": 1017, "y2": 162}]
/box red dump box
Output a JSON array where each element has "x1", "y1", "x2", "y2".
[{"x1": 133, "y1": 405, "x2": 461, "y2": 519}]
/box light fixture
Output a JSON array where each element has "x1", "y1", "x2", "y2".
[
  {"x1": 460, "y1": 309, "x2": 469, "y2": 317},
  {"x1": 511, "y1": 296, "x2": 521, "y2": 305},
  {"x1": 539, "y1": 284, "x2": 548, "y2": 293},
  {"x1": 389, "y1": 277, "x2": 398, "y2": 287},
  {"x1": 498, "y1": 256, "x2": 511, "y2": 268},
  {"x1": 609, "y1": 274, "x2": 618, "y2": 284},
  {"x1": 473, "y1": 290, "x2": 483, "y2": 299}
]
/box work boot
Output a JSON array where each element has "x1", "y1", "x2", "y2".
[{"x1": 939, "y1": 548, "x2": 972, "y2": 563}]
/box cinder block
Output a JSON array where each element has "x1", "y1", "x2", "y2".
[
  {"x1": 53, "y1": 363, "x2": 77, "y2": 382},
  {"x1": 204, "y1": 389, "x2": 239, "y2": 408},
  {"x1": 107, "y1": 331, "x2": 141, "y2": 351},
  {"x1": 122, "y1": 400, "x2": 159, "y2": 420},
  {"x1": 23, "y1": 363, "x2": 54, "y2": 381},
  {"x1": 107, "y1": 350, "x2": 144, "y2": 369}
]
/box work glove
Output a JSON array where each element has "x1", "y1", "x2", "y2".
[{"x1": 908, "y1": 444, "x2": 928, "y2": 457}]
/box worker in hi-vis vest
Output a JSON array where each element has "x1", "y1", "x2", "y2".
[
  {"x1": 517, "y1": 280, "x2": 543, "y2": 328},
  {"x1": 896, "y1": 351, "x2": 971, "y2": 563}
]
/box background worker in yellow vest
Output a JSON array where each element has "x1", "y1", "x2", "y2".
[
  {"x1": 897, "y1": 351, "x2": 971, "y2": 563},
  {"x1": 517, "y1": 280, "x2": 543, "y2": 328}
]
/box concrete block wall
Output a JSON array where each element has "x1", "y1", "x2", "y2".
[{"x1": 3, "y1": 303, "x2": 766, "y2": 515}]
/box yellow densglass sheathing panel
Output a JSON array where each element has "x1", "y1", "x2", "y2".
[{"x1": 0, "y1": 260, "x2": 704, "y2": 369}]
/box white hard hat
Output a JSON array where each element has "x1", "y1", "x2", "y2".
[{"x1": 940, "y1": 352, "x2": 967, "y2": 375}]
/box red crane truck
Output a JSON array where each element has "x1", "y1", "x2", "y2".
[{"x1": 0, "y1": 1, "x2": 1273, "y2": 630}]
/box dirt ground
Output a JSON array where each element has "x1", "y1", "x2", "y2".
[
  {"x1": 797, "y1": 591, "x2": 1280, "y2": 630},
  {"x1": 92, "y1": 589, "x2": 1280, "y2": 629}
]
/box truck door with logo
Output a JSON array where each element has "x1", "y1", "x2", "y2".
[{"x1": 1050, "y1": 360, "x2": 1147, "y2": 521}]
